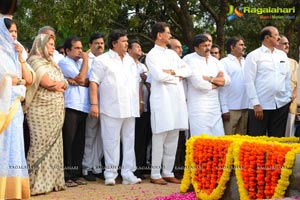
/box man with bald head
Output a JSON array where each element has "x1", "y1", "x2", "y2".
[
  {"x1": 168, "y1": 39, "x2": 183, "y2": 57},
  {"x1": 276, "y1": 35, "x2": 298, "y2": 136},
  {"x1": 244, "y1": 26, "x2": 292, "y2": 137},
  {"x1": 168, "y1": 38, "x2": 186, "y2": 179}
]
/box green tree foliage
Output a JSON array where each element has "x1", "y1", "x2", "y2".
[{"x1": 13, "y1": 0, "x2": 299, "y2": 60}]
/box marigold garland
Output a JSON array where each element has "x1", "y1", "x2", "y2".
[
  {"x1": 180, "y1": 135, "x2": 300, "y2": 200},
  {"x1": 180, "y1": 135, "x2": 234, "y2": 200}
]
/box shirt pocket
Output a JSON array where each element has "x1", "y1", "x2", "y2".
[{"x1": 278, "y1": 61, "x2": 287, "y2": 75}]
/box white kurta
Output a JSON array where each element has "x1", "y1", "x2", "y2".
[
  {"x1": 183, "y1": 53, "x2": 230, "y2": 136},
  {"x1": 145, "y1": 45, "x2": 191, "y2": 134}
]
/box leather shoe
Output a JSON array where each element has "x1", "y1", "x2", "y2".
[
  {"x1": 93, "y1": 172, "x2": 105, "y2": 180},
  {"x1": 83, "y1": 171, "x2": 96, "y2": 181},
  {"x1": 163, "y1": 177, "x2": 181, "y2": 184},
  {"x1": 134, "y1": 171, "x2": 146, "y2": 180},
  {"x1": 150, "y1": 178, "x2": 167, "y2": 185}
]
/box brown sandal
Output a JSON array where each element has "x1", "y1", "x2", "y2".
[
  {"x1": 65, "y1": 179, "x2": 78, "y2": 187},
  {"x1": 74, "y1": 179, "x2": 87, "y2": 185}
]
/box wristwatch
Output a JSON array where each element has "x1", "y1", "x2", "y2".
[{"x1": 170, "y1": 69, "x2": 176, "y2": 75}]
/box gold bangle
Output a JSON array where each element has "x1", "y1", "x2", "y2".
[{"x1": 19, "y1": 60, "x2": 26, "y2": 63}]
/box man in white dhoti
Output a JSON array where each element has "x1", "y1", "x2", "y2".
[
  {"x1": 184, "y1": 34, "x2": 231, "y2": 136},
  {"x1": 146, "y1": 22, "x2": 192, "y2": 185},
  {"x1": 89, "y1": 29, "x2": 141, "y2": 185}
]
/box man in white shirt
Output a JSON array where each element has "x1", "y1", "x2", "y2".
[
  {"x1": 127, "y1": 39, "x2": 151, "y2": 180},
  {"x1": 184, "y1": 34, "x2": 230, "y2": 137},
  {"x1": 146, "y1": 22, "x2": 192, "y2": 185},
  {"x1": 82, "y1": 33, "x2": 105, "y2": 181},
  {"x1": 220, "y1": 37, "x2": 248, "y2": 135},
  {"x1": 168, "y1": 38, "x2": 186, "y2": 179},
  {"x1": 89, "y1": 29, "x2": 141, "y2": 186},
  {"x1": 244, "y1": 26, "x2": 292, "y2": 137},
  {"x1": 276, "y1": 35, "x2": 298, "y2": 137},
  {"x1": 58, "y1": 36, "x2": 90, "y2": 186}
]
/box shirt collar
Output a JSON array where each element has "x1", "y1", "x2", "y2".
[
  {"x1": 261, "y1": 44, "x2": 279, "y2": 54},
  {"x1": 108, "y1": 49, "x2": 129, "y2": 59},
  {"x1": 66, "y1": 55, "x2": 80, "y2": 63},
  {"x1": 195, "y1": 52, "x2": 210, "y2": 60},
  {"x1": 154, "y1": 44, "x2": 168, "y2": 51},
  {"x1": 228, "y1": 54, "x2": 244, "y2": 61},
  {"x1": 88, "y1": 51, "x2": 96, "y2": 59}
]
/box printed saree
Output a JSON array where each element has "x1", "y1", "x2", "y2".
[{"x1": 26, "y1": 34, "x2": 66, "y2": 195}]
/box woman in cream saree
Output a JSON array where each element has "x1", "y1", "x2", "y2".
[{"x1": 26, "y1": 34, "x2": 68, "y2": 195}]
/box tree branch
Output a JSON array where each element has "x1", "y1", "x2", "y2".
[{"x1": 199, "y1": 0, "x2": 219, "y2": 21}]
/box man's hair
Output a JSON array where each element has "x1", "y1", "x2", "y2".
[
  {"x1": 63, "y1": 36, "x2": 81, "y2": 54},
  {"x1": 151, "y1": 22, "x2": 169, "y2": 40},
  {"x1": 89, "y1": 32, "x2": 104, "y2": 44},
  {"x1": 259, "y1": 26, "x2": 275, "y2": 42},
  {"x1": 226, "y1": 37, "x2": 243, "y2": 53},
  {"x1": 0, "y1": 0, "x2": 18, "y2": 15},
  {"x1": 56, "y1": 44, "x2": 64, "y2": 51},
  {"x1": 128, "y1": 39, "x2": 140, "y2": 49},
  {"x1": 192, "y1": 34, "x2": 209, "y2": 47},
  {"x1": 211, "y1": 44, "x2": 220, "y2": 49},
  {"x1": 38, "y1": 26, "x2": 56, "y2": 35},
  {"x1": 108, "y1": 29, "x2": 127, "y2": 49}
]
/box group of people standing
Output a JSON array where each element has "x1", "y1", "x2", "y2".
[{"x1": 1, "y1": 1, "x2": 299, "y2": 199}]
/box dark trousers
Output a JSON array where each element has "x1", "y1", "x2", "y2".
[
  {"x1": 134, "y1": 112, "x2": 152, "y2": 172},
  {"x1": 247, "y1": 103, "x2": 290, "y2": 137},
  {"x1": 63, "y1": 108, "x2": 87, "y2": 180}
]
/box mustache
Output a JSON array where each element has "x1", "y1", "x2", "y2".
[{"x1": 97, "y1": 46, "x2": 103, "y2": 49}]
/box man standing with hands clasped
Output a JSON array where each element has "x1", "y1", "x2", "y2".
[
  {"x1": 89, "y1": 29, "x2": 141, "y2": 186},
  {"x1": 146, "y1": 22, "x2": 192, "y2": 185},
  {"x1": 244, "y1": 26, "x2": 292, "y2": 137}
]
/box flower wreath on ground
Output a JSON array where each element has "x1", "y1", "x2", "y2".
[{"x1": 180, "y1": 134, "x2": 300, "y2": 200}]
